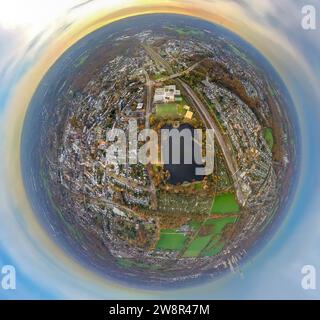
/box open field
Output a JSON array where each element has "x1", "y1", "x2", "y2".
[
  {"x1": 200, "y1": 216, "x2": 238, "y2": 257},
  {"x1": 194, "y1": 181, "x2": 203, "y2": 190},
  {"x1": 156, "y1": 103, "x2": 178, "y2": 117},
  {"x1": 155, "y1": 102, "x2": 186, "y2": 119},
  {"x1": 201, "y1": 217, "x2": 237, "y2": 257},
  {"x1": 156, "y1": 230, "x2": 186, "y2": 250},
  {"x1": 183, "y1": 235, "x2": 212, "y2": 257},
  {"x1": 182, "y1": 216, "x2": 238, "y2": 257},
  {"x1": 155, "y1": 215, "x2": 238, "y2": 256},
  {"x1": 202, "y1": 242, "x2": 225, "y2": 256},
  {"x1": 264, "y1": 127, "x2": 274, "y2": 150},
  {"x1": 211, "y1": 192, "x2": 240, "y2": 214},
  {"x1": 205, "y1": 216, "x2": 238, "y2": 233}
]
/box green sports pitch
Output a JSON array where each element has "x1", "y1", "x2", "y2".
[
  {"x1": 156, "y1": 230, "x2": 186, "y2": 250},
  {"x1": 211, "y1": 192, "x2": 240, "y2": 214},
  {"x1": 155, "y1": 103, "x2": 184, "y2": 118},
  {"x1": 263, "y1": 127, "x2": 274, "y2": 151}
]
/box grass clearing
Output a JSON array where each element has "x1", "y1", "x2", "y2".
[
  {"x1": 183, "y1": 235, "x2": 212, "y2": 257},
  {"x1": 156, "y1": 230, "x2": 186, "y2": 250},
  {"x1": 188, "y1": 216, "x2": 238, "y2": 257},
  {"x1": 205, "y1": 216, "x2": 238, "y2": 234},
  {"x1": 264, "y1": 128, "x2": 274, "y2": 151},
  {"x1": 194, "y1": 182, "x2": 203, "y2": 190},
  {"x1": 202, "y1": 242, "x2": 224, "y2": 257},
  {"x1": 189, "y1": 221, "x2": 202, "y2": 230},
  {"x1": 211, "y1": 192, "x2": 240, "y2": 214}
]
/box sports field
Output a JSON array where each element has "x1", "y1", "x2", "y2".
[
  {"x1": 156, "y1": 103, "x2": 180, "y2": 118},
  {"x1": 156, "y1": 230, "x2": 186, "y2": 250},
  {"x1": 155, "y1": 98, "x2": 187, "y2": 118},
  {"x1": 211, "y1": 192, "x2": 240, "y2": 214}
]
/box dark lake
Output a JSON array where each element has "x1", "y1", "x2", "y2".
[{"x1": 162, "y1": 124, "x2": 205, "y2": 185}]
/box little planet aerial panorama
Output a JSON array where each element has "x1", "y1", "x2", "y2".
[{"x1": 21, "y1": 14, "x2": 297, "y2": 288}]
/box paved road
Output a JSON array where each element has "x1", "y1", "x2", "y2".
[
  {"x1": 142, "y1": 43, "x2": 245, "y2": 205},
  {"x1": 156, "y1": 61, "x2": 202, "y2": 83},
  {"x1": 143, "y1": 70, "x2": 153, "y2": 129},
  {"x1": 142, "y1": 68, "x2": 158, "y2": 210},
  {"x1": 142, "y1": 43, "x2": 173, "y2": 73}
]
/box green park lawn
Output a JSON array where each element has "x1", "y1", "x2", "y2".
[
  {"x1": 194, "y1": 182, "x2": 203, "y2": 190},
  {"x1": 202, "y1": 242, "x2": 225, "y2": 257},
  {"x1": 201, "y1": 216, "x2": 238, "y2": 256},
  {"x1": 185, "y1": 216, "x2": 238, "y2": 257},
  {"x1": 204, "y1": 216, "x2": 238, "y2": 234},
  {"x1": 156, "y1": 230, "x2": 186, "y2": 250},
  {"x1": 263, "y1": 128, "x2": 274, "y2": 150},
  {"x1": 183, "y1": 235, "x2": 212, "y2": 258},
  {"x1": 155, "y1": 215, "x2": 239, "y2": 257},
  {"x1": 211, "y1": 192, "x2": 240, "y2": 214}
]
